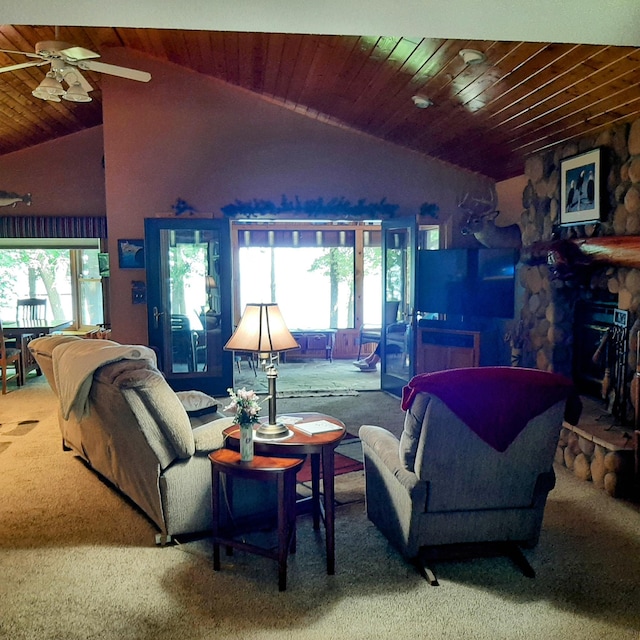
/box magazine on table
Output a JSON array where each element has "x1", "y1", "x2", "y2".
[{"x1": 294, "y1": 419, "x2": 342, "y2": 436}]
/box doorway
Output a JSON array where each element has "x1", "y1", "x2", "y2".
[
  {"x1": 231, "y1": 220, "x2": 383, "y2": 393},
  {"x1": 145, "y1": 218, "x2": 234, "y2": 396}
]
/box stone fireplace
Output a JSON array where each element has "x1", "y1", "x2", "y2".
[
  {"x1": 514, "y1": 119, "x2": 640, "y2": 497},
  {"x1": 572, "y1": 298, "x2": 618, "y2": 398}
]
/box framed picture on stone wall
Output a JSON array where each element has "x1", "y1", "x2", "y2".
[{"x1": 559, "y1": 148, "x2": 602, "y2": 226}]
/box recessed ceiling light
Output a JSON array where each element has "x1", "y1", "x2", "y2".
[
  {"x1": 459, "y1": 49, "x2": 486, "y2": 65},
  {"x1": 412, "y1": 95, "x2": 433, "y2": 109}
]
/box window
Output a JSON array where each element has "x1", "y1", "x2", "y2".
[
  {"x1": 238, "y1": 246, "x2": 355, "y2": 329},
  {"x1": 234, "y1": 223, "x2": 381, "y2": 330},
  {"x1": 76, "y1": 249, "x2": 105, "y2": 326},
  {"x1": 363, "y1": 245, "x2": 382, "y2": 325},
  {"x1": 0, "y1": 241, "x2": 104, "y2": 327},
  {"x1": 419, "y1": 225, "x2": 440, "y2": 250}
]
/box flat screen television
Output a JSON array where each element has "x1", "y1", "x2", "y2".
[{"x1": 416, "y1": 248, "x2": 517, "y2": 319}]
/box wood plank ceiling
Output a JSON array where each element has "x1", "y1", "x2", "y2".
[{"x1": 1, "y1": 25, "x2": 640, "y2": 181}]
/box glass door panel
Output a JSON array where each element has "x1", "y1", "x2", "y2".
[
  {"x1": 381, "y1": 218, "x2": 416, "y2": 396},
  {"x1": 145, "y1": 218, "x2": 233, "y2": 395}
]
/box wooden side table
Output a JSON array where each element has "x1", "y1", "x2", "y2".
[
  {"x1": 209, "y1": 449, "x2": 305, "y2": 591},
  {"x1": 223, "y1": 412, "x2": 346, "y2": 575}
]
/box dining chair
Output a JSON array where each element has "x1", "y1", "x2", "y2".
[
  {"x1": 170, "y1": 314, "x2": 197, "y2": 372},
  {"x1": 356, "y1": 300, "x2": 400, "y2": 360},
  {"x1": 16, "y1": 298, "x2": 47, "y2": 325},
  {"x1": 234, "y1": 351, "x2": 257, "y2": 375},
  {"x1": 0, "y1": 318, "x2": 22, "y2": 394}
]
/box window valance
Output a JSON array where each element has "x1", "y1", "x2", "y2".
[
  {"x1": 237, "y1": 229, "x2": 383, "y2": 248},
  {"x1": 238, "y1": 229, "x2": 356, "y2": 248},
  {"x1": 0, "y1": 216, "x2": 107, "y2": 239}
]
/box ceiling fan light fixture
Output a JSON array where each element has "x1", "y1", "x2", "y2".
[
  {"x1": 62, "y1": 83, "x2": 92, "y2": 103},
  {"x1": 31, "y1": 86, "x2": 47, "y2": 100},
  {"x1": 31, "y1": 86, "x2": 61, "y2": 102},
  {"x1": 412, "y1": 95, "x2": 433, "y2": 109},
  {"x1": 39, "y1": 73, "x2": 65, "y2": 96},
  {"x1": 459, "y1": 49, "x2": 486, "y2": 65}
]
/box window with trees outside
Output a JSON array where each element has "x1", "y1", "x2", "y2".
[
  {"x1": 0, "y1": 240, "x2": 104, "y2": 328},
  {"x1": 235, "y1": 223, "x2": 382, "y2": 330}
]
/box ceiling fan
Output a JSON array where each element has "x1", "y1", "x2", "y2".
[{"x1": 0, "y1": 39, "x2": 151, "y2": 103}]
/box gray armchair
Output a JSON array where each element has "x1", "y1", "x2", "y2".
[{"x1": 359, "y1": 366, "x2": 578, "y2": 584}]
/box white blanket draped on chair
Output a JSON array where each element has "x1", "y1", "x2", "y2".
[{"x1": 53, "y1": 340, "x2": 157, "y2": 419}]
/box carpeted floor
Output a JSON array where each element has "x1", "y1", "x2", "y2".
[{"x1": 1, "y1": 376, "x2": 640, "y2": 640}]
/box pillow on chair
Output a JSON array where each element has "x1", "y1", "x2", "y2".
[
  {"x1": 176, "y1": 389, "x2": 218, "y2": 414},
  {"x1": 176, "y1": 390, "x2": 221, "y2": 426}
]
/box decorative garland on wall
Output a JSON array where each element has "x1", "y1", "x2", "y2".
[{"x1": 221, "y1": 195, "x2": 400, "y2": 219}]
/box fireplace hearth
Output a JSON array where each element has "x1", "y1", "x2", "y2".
[
  {"x1": 566, "y1": 297, "x2": 638, "y2": 498},
  {"x1": 573, "y1": 299, "x2": 616, "y2": 398},
  {"x1": 573, "y1": 299, "x2": 630, "y2": 424}
]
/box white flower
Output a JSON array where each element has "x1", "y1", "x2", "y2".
[{"x1": 225, "y1": 387, "x2": 262, "y2": 425}]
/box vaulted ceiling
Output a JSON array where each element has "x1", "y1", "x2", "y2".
[{"x1": 1, "y1": 24, "x2": 640, "y2": 181}]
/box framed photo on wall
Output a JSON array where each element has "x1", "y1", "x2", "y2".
[
  {"x1": 559, "y1": 148, "x2": 602, "y2": 226},
  {"x1": 117, "y1": 239, "x2": 145, "y2": 269}
]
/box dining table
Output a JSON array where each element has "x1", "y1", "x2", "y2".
[{"x1": 3, "y1": 319, "x2": 73, "y2": 385}]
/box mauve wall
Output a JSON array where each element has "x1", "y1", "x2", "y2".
[
  {"x1": 0, "y1": 47, "x2": 500, "y2": 345},
  {"x1": 0, "y1": 126, "x2": 105, "y2": 216},
  {"x1": 496, "y1": 175, "x2": 528, "y2": 226},
  {"x1": 101, "y1": 48, "x2": 494, "y2": 344}
]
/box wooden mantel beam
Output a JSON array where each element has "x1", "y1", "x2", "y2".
[
  {"x1": 576, "y1": 236, "x2": 640, "y2": 269},
  {"x1": 525, "y1": 236, "x2": 640, "y2": 273}
]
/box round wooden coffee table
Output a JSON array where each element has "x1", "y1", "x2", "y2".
[{"x1": 223, "y1": 412, "x2": 346, "y2": 575}]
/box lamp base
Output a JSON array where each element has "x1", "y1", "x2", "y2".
[
  {"x1": 255, "y1": 421, "x2": 290, "y2": 440},
  {"x1": 257, "y1": 364, "x2": 288, "y2": 439}
]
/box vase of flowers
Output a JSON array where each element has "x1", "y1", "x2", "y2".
[{"x1": 225, "y1": 387, "x2": 261, "y2": 462}]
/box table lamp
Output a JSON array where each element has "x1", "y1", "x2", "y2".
[{"x1": 224, "y1": 303, "x2": 299, "y2": 439}]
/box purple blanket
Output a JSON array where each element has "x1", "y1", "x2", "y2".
[{"x1": 401, "y1": 367, "x2": 578, "y2": 452}]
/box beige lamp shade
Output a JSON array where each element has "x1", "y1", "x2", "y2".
[{"x1": 224, "y1": 303, "x2": 299, "y2": 353}]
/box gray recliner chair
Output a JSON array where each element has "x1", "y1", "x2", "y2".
[{"x1": 359, "y1": 366, "x2": 579, "y2": 584}]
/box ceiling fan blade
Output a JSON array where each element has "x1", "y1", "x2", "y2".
[
  {"x1": 78, "y1": 60, "x2": 151, "y2": 82},
  {"x1": 59, "y1": 46, "x2": 100, "y2": 62},
  {"x1": 0, "y1": 60, "x2": 47, "y2": 74},
  {"x1": 0, "y1": 48, "x2": 41, "y2": 59}
]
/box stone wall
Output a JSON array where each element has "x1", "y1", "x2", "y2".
[
  {"x1": 516, "y1": 119, "x2": 640, "y2": 498},
  {"x1": 517, "y1": 118, "x2": 640, "y2": 381},
  {"x1": 556, "y1": 423, "x2": 635, "y2": 497}
]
